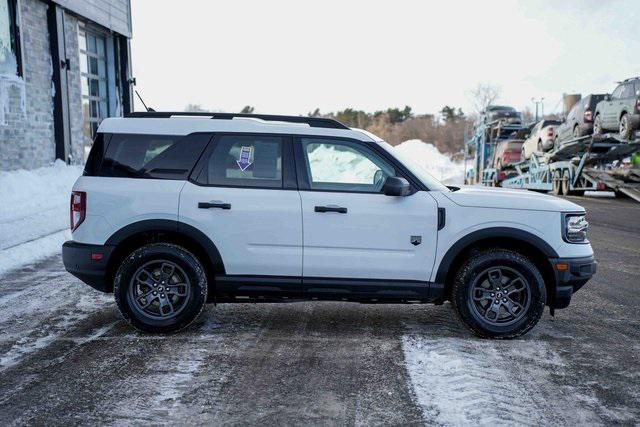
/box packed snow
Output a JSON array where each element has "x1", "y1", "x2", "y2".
[
  {"x1": 402, "y1": 323, "x2": 606, "y2": 425},
  {"x1": 0, "y1": 160, "x2": 82, "y2": 275}
]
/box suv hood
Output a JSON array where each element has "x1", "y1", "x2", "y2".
[{"x1": 443, "y1": 186, "x2": 584, "y2": 212}]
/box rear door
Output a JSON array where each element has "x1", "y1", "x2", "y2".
[
  {"x1": 606, "y1": 85, "x2": 624, "y2": 128},
  {"x1": 294, "y1": 137, "x2": 439, "y2": 298},
  {"x1": 179, "y1": 133, "x2": 302, "y2": 295}
]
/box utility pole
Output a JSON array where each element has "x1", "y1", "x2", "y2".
[{"x1": 531, "y1": 97, "x2": 544, "y2": 122}]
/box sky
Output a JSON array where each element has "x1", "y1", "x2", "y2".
[{"x1": 130, "y1": 0, "x2": 640, "y2": 117}]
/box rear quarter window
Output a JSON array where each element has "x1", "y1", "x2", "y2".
[{"x1": 96, "y1": 133, "x2": 211, "y2": 180}]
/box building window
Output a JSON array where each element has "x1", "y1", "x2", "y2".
[
  {"x1": 0, "y1": 0, "x2": 21, "y2": 76},
  {"x1": 78, "y1": 24, "x2": 109, "y2": 156}
]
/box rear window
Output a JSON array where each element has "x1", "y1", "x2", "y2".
[
  {"x1": 90, "y1": 133, "x2": 211, "y2": 180},
  {"x1": 587, "y1": 94, "x2": 607, "y2": 108}
]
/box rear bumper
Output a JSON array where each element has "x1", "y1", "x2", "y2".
[
  {"x1": 549, "y1": 255, "x2": 597, "y2": 309},
  {"x1": 62, "y1": 241, "x2": 114, "y2": 293}
]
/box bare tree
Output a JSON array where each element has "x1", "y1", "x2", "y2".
[{"x1": 468, "y1": 83, "x2": 502, "y2": 113}]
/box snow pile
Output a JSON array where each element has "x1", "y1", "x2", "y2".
[
  {"x1": 305, "y1": 139, "x2": 463, "y2": 186},
  {"x1": 394, "y1": 139, "x2": 464, "y2": 185},
  {"x1": 0, "y1": 160, "x2": 82, "y2": 275}
]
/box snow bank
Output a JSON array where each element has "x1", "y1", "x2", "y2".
[
  {"x1": 394, "y1": 139, "x2": 464, "y2": 185},
  {"x1": 0, "y1": 160, "x2": 82, "y2": 275}
]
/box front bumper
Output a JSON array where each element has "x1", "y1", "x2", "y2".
[
  {"x1": 62, "y1": 241, "x2": 114, "y2": 293},
  {"x1": 549, "y1": 255, "x2": 597, "y2": 309}
]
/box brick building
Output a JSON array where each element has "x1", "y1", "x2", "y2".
[{"x1": 0, "y1": 0, "x2": 133, "y2": 170}]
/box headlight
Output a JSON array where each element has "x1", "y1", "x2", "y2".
[{"x1": 562, "y1": 213, "x2": 589, "y2": 243}]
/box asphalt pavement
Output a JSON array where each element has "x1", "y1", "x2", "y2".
[{"x1": 0, "y1": 195, "x2": 638, "y2": 426}]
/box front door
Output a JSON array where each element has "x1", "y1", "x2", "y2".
[
  {"x1": 179, "y1": 134, "x2": 302, "y2": 295},
  {"x1": 294, "y1": 137, "x2": 439, "y2": 298}
]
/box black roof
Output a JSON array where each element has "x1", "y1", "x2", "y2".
[{"x1": 124, "y1": 111, "x2": 350, "y2": 130}]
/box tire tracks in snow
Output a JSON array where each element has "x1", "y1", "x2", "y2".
[{"x1": 402, "y1": 318, "x2": 603, "y2": 426}]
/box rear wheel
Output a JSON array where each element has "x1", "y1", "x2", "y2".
[
  {"x1": 561, "y1": 170, "x2": 571, "y2": 195},
  {"x1": 573, "y1": 125, "x2": 581, "y2": 138},
  {"x1": 619, "y1": 114, "x2": 632, "y2": 141},
  {"x1": 114, "y1": 243, "x2": 208, "y2": 333},
  {"x1": 593, "y1": 114, "x2": 604, "y2": 135},
  {"x1": 451, "y1": 249, "x2": 546, "y2": 339},
  {"x1": 552, "y1": 170, "x2": 563, "y2": 195}
]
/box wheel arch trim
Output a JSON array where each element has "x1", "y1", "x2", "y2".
[
  {"x1": 105, "y1": 219, "x2": 226, "y2": 275},
  {"x1": 434, "y1": 227, "x2": 559, "y2": 285}
]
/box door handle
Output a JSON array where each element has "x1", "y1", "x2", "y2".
[
  {"x1": 315, "y1": 205, "x2": 347, "y2": 214},
  {"x1": 198, "y1": 201, "x2": 231, "y2": 210}
]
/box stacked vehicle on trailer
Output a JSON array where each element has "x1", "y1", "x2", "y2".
[{"x1": 465, "y1": 77, "x2": 640, "y2": 202}]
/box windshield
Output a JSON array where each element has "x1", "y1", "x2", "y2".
[{"x1": 375, "y1": 140, "x2": 450, "y2": 192}]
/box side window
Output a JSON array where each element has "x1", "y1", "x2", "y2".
[
  {"x1": 98, "y1": 133, "x2": 210, "y2": 180},
  {"x1": 621, "y1": 83, "x2": 635, "y2": 99},
  {"x1": 300, "y1": 138, "x2": 395, "y2": 193},
  {"x1": 198, "y1": 135, "x2": 283, "y2": 189},
  {"x1": 611, "y1": 85, "x2": 624, "y2": 99}
]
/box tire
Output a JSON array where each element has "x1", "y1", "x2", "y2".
[
  {"x1": 573, "y1": 125, "x2": 581, "y2": 138},
  {"x1": 552, "y1": 170, "x2": 562, "y2": 195},
  {"x1": 450, "y1": 248, "x2": 546, "y2": 339},
  {"x1": 114, "y1": 243, "x2": 208, "y2": 333},
  {"x1": 561, "y1": 170, "x2": 571, "y2": 195},
  {"x1": 593, "y1": 114, "x2": 603, "y2": 135},
  {"x1": 619, "y1": 114, "x2": 632, "y2": 141}
]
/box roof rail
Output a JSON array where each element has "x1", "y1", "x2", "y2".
[{"x1": 124, "y1": 111, "x2": 350, "y2": 129}]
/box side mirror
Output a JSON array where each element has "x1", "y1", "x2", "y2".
[
  {"x1": 382, "y1": 176, "x2": 411, "y2": 196},
  {"x1": 605, "y1": 94, "x2": 612, "y2": 101}
]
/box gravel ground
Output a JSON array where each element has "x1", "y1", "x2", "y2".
[{"x1": 0, "y1": 196, "x2": 638, "y2": 426}]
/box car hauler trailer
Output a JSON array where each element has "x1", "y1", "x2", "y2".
[
  {"x1": 496, "y1": 133, "x2": 640, "y2": 202},
  {"x1": 465, "y1": 119, "x2": 528, "y2": 185}
]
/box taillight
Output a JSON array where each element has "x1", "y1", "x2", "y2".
[
  {"x1": 636, "y1": 99, "x2": 640, "y2": 112},
  {"x1": 70, "y1": 191, "x2": 86, "y2": 231},
  {"x1": 547, "y1": 127, "x2": 554, "y2": 137},
  {"x1": 584, "y1": 110, "x2": 593, "y2": 122}
]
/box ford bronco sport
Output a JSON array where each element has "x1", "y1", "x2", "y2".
[{"x1": 62, "y1": 112, "x2": 596, "y2": 338}]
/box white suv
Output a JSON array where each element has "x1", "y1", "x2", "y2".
[{"x1": 62, "y1": 112, "x2": 596, "y2": 338}]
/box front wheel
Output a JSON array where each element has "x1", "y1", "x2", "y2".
[
  {"x1": 114, "y1": 243, "x2": 208, "y2": 333},
  {"x1": 451, "y1": 249, "x2": 546, "y2": 339}
]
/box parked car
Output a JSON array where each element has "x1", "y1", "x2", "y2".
[
  {"x1": 594, "y1": 77, "x2": 640, "y2": 140},
  {"x1": 62, "y1": 112, "x2": 596, "y2": 339},
  {"x1": 554, "y1": 95, "x2": 608, "y2": 145},
  {"x1": 493, "y1": 139, "x2": 524, "y2": 169},
  {"x1": 481, "y1": 105, "x2": 523, "y2": 125},
  {"x1": 521, "y1": 120, "x2": 561, "y2": 160}
]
